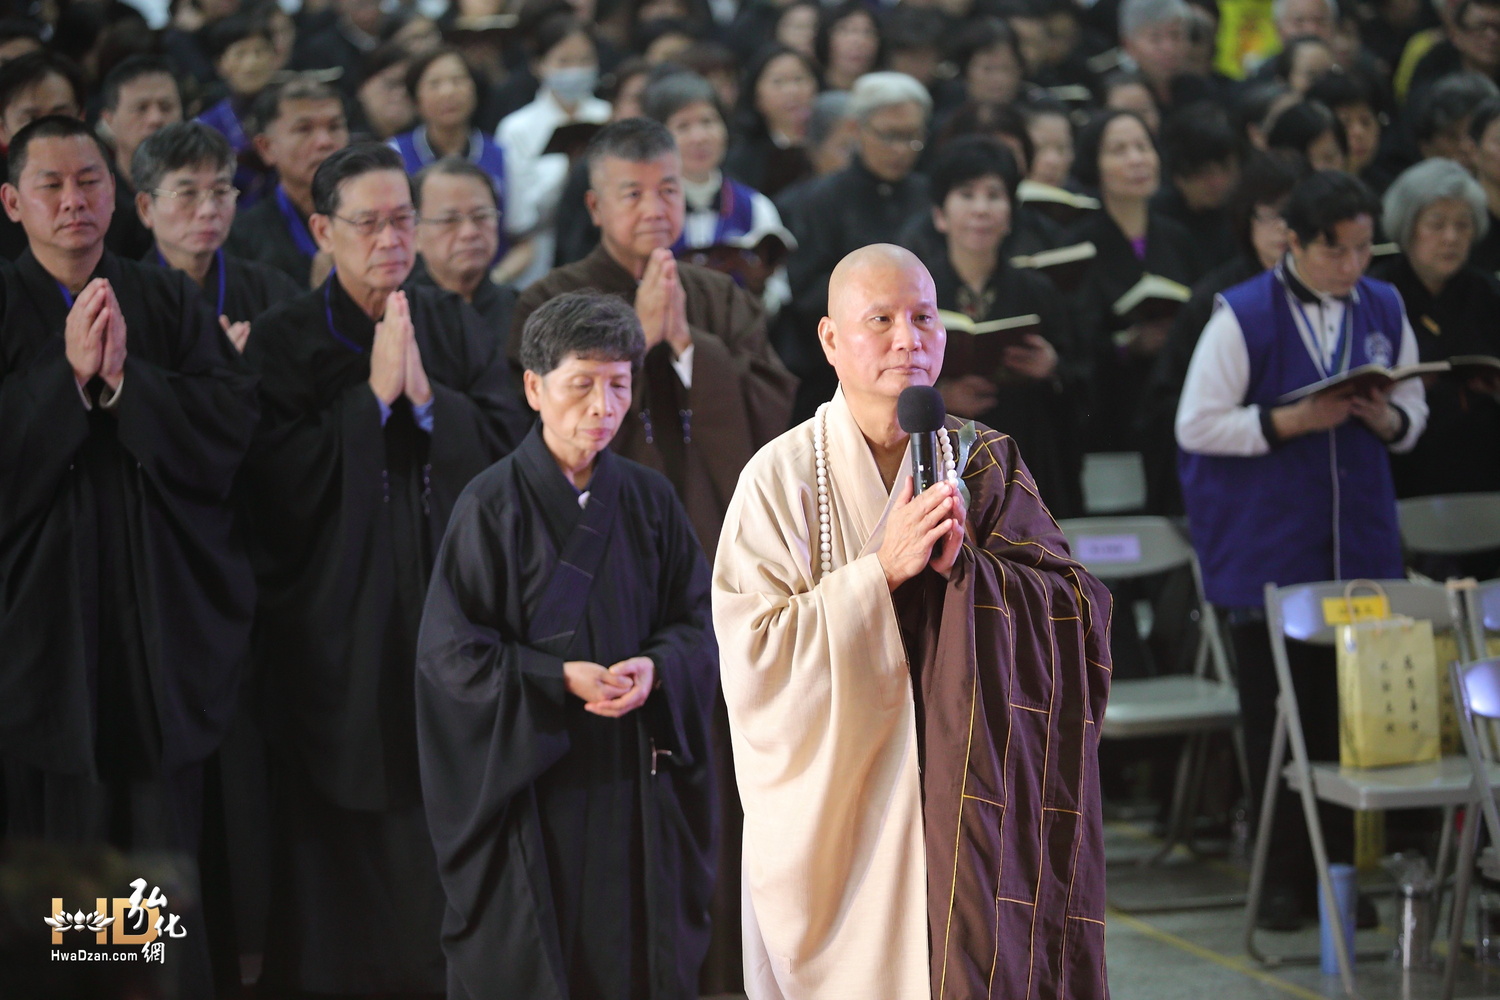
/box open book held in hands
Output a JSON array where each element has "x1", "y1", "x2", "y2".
[
  {"x1": 1275, "y1": 361, "x2": 1451, "y2": 404},
  {"x1": 939, "y1": 311, "x2": 1043, "y2": 379},
  {"x1": 1111, "y1": 273, "x2": 1191, "y2": 325},
  {"x1": 1017, "y1": 180, "x2": 1100, "y2": 226},
  {"x1": 1010, "y1": 241, "x2": 1096, "y2": 293},
  {"x1": 1445, "y1": 355, "x2": 1500, "y2": 383},
  {"x1": 542, "y1": 121, "x2": 602, "y2": 159}
]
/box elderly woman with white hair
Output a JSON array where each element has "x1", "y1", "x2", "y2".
[
  {"x1": 781, "y1": 70, "x2": 934, "y2": 421},
  {"x1": 1371, "y1": 157, "x2": 1500, "y2": 506}
]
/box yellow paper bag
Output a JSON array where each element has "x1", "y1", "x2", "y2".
[{"x1": 1337, "y1": 616, "x2": 1442, "y2": 768}]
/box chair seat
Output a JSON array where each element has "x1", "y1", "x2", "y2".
[
  {"x1": 1101, "y1": 676, "x2": 1240, "y2": 739},
  {"x1": 1282, "y1": 755, "x2": 1500, "y2": 811}
]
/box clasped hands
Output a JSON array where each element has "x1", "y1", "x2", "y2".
[
  {"x1": 564, "y1": 656, "x2": 655, "y2": 717},
  {"x1": 634, "y1": 248, "x2": 691, "y2": 357},
  {"x1": 65, "y1": 278, "x2": 127, "y2": 395},
  {"x1": 877, "y1": 477, "x2": 966, "y2": 591},
  {"x1": 367, "y1": 290, "x2": 433, "y2": 408}
]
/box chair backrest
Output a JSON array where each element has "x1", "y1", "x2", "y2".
[
  {"x1": 1398, "y1": 493, "x2": 1500, "y2": 556},
  {"x1": 1450, "y1": 657, "x2": 1500, "y2": 847},
  {"x1": 1266, "y1": 579, "x2": 1455, "y2": 646},
  {"x1": 1081, "y1": 451, "x2": 1147, "y2": 516},
  {"x1": 1059, "y1": 516, "x2": 1195, "y2": 580}
]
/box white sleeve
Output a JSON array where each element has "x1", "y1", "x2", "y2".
[
  {"x1": 1175, "y1": 299, "x2": 1271, "y2": 456},
  {"x1": 1387, "y1": 307, "x2": 1427, "y2": 454},
  {"x1": 496, "y1": 113, "x2": 539, "y2": 236}
]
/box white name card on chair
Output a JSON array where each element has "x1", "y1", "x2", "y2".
[{"x1": 1075, "y1": 533, "x2": 1142, "y2": 564}]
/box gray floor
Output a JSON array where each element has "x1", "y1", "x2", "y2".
[
  {"x1": 1104, "y1": 821, "x2": 1500, "y2": 1000},
  {"x1": 708, "y1": 821, "x2": 1500, "y2": 1000}
]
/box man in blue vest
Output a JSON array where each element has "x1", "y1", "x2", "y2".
[{"x1": 1176, "y1": 169, "x2": 1428, "y2": 930}]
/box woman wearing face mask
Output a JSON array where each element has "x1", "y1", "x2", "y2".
[
  {"x1": 496, "y1": 13, "x2": 611, "y2": 285},
  {"x1": 928, "y1": 135, "x2": 1087, "y2": 518},
  {"x1": 725, "y1": 44, "x2": 821, "y2": 197},
  {"x1": 643, "y1": 71, "x2": 795, "y2": 317},
  {"x1": 1372, "y1": 159, "x2": 1500, "y2": 522},
  {"x1": 1066, "y1": 108, "x2": 1201, "y2": 456}
]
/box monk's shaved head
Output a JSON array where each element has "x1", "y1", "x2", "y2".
[
  {"x1": 817, "y1": 242, "x2": 945, "y2": 413},
  {"x1": 827, "y1": 243, "x2": 930, "y2": 321}
]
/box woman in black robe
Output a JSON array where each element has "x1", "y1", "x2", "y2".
[
  {"x1": 1066, "y1": 109, "x2": 1201, "y2": 456},
  {"x1": 1372, "y1": 159, "x2": 1500, "y2": 511},
  {"x1": 724, "y1": 45, "x2": 819, "y2": 198},
  {"x1": 416, "y1": 292, "x2": 717, "y2": 1000},
  {"x1": 927, "y1": 136, "x2": 1086, "y2": 519}
]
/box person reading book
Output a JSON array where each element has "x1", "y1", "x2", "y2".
[
  {"x1": 927, "y1": 136, "x2": 1086, "y2": 517},
  {"x1": 1175, "y1": 169, "x2": 1427, "y2": 932}
]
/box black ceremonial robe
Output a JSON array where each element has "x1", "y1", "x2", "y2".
[
  {"x1": 416, "y1": 427, "x2": 718, "y2": 1000},
  {"x1": 0, "y1": 249, "x2": 258, "y2": 798},
  {"x1": 143, "y1": 246, "x2": 302, "y2": 328},
  {"x1": 241, "y1": 276, "x2": 528, "y2": 993},
  {"x1": 409, "y1": 257, "x2": 517, "y2": 347},
  {"x1": 225, "y1": 194, "x2": 316, "y2": 288}
]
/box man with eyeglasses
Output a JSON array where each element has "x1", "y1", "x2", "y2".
[
  {"x1": 780, "y1": 72, "x2": 931, "y2": 422},
  {"x1": 134, "y1": 122, "x2": 299, "y2": 352},
  {"x1": 1410, "y1": 0, "x2": 1500, "y2": 97},
  {"x1": 225, "y1": 75, "x2": 350, "y2": 288},
  {"x1": 411, "y1": 156, "x2": 515, "y2": 338},
  {"x1": 0, "y1": 115, "x2": 259, "y2": 996},
  {"x1": 240, "y1": 142, "x2": 528, "y2": 997}
]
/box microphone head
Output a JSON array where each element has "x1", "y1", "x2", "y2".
[{"x1": 897, "y1": 385, "x2": 946, "y2": 434}]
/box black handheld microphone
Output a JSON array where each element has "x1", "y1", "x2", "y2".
[{"x1": 897, "y1": 385, "x2": 947, "y2": 494}]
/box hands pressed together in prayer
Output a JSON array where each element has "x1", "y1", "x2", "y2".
[
  {"x1": 367, "y1": 291, "x2": 433, "y2": 408},
  {"x1": 635, "y1": 248, "x2": 691, "y2": 358},
  {"x1": 66, "y1": 278, "x2": 127, "y2": 395},
  {"x1": 877, "y1": 477, "x2": 966, "y2": 591},
  {"x1": 220, "y1": 316, "x2": 251, "y2": 353},
  {"x1": 564, "y1": 656, "x2": 655, "y2": 717}
]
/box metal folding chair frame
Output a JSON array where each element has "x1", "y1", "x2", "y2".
[{"x1": 1246, "y1": 579, "x2": 1469, "y2": 998}]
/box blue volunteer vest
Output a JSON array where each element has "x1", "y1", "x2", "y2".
[
  {"x1": 390, "y1": 127, "x2": 509, "y2": 257},
  {"x1": 671, "y1": 176, "x2": 758, "y2": 254},
  {"x1": 1178, "y1": 267, "x2": 1406, "y2": 608}
]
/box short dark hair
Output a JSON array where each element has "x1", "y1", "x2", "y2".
[
  {"x1": 530, "y1": 12, "x2": 595, "y2": 61},
  {"x1": 1227, "y1": 149, "x2": 1303, "y2": 257},
  {"x1": 404, "y1": 46, "x2": 482, "y2": 103},
  {"x1": 935, "y1": 101, "x2": 1034, "y2": 172},
  {"x1": 1160, "y1": 102, "x2": 1239, "y2": 179},
  {"x1": 311, "y1": 142, "x2": 409, "y2": 217},
  {"x1": 883, "y1": 4, "x2": 947, "y2": 55},
  {"x1": 1266, "y1": 99, "x2": 1346, "y2": 160},
  {"x1": 584, "y1": 117, "x2": 677, "y2": 186},
  {"x1": 1282, "y1": 169, "x2": 1379, "y2": 247},
  {"x1": 929, "y1": 134, "x2": 1021, "y2": 208},
  {"x1": 0, "y1": 18, "x2": 43, "y2": 49},
  {"x1": 947, "y1": 17, "x2": 1020, "y2": 74},
  {"x1": 520, "y1": 291, "x2": 646, "y2": 376},
  {"x1": 7, "y1": 114, "x2": 110, "y2": 185},
  {"x1": 100, "y1": 54, "x2": 177, "y2": 113},
  {"x1": 1306, "y1": 66, "x2": 1385, "y2": 117},
  {"x1": 640, "y1": 70, "x2": 723, "y2": 128},
  {"x1": 249, "y1": 74, "x2": 345, "y2": 136},
  {"x1": 413, "y1": 155, "x2": 498, "y2": 211},
  {"x1": 131, "y1": 121, "x2": 233, "y2": 194},
  {"x1": 1073, "y1": 108, "x2": 1154, "y2": 190},
  {"x1": 1271, "y1": 34, "x2": 1331, "y2": 85},
  {"x1": 360, "y1": 40, "x2": 410, "y2": 85},
  {"x1": 1471, "y1": 96, "x2": 1500, "y2": 144},
  {"x1": 1412, "y1": 72, "x2": 1500, "y2": 146},
  {"x1": 203, "y1": 12, "x2": 271, "y2": 64},
  {"x1": 0, "y1": 51, "x2": 84, "y2": 120}
]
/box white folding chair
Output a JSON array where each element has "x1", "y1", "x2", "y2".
[
  {"x1": 1061, "y1": 516, "x2": 1246, "y2": 909},
  {"x1": 1081, "y1": 452, "x2": 1147, "y2": 515},
  {"x1": 1246, "y1": 579, "x2": 1474, "y2": 997},
  {"x1": 1440, "y1": 655, "x2": 1500, "y2": 1000},
  {"x1": 1398, "y1": 493, "x2": 1500, "y2": 557}
]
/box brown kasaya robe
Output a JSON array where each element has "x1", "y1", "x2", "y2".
[
  {"x1": 510, "y1": 244, "x2": 798, "y2": 553},
  {"x1": 712, "y1": 389, "x2": 1113, "y2": 999}
]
